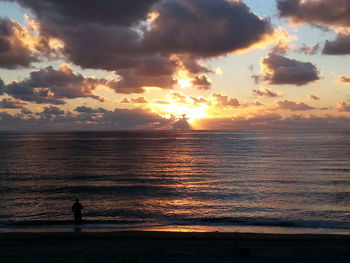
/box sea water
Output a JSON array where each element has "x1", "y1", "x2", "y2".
[{"x1": 0, "y1": 130, "x2": 349, "y2": 232}]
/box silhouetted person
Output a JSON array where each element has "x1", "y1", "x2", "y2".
[{"x1": 72, "y1": 199, "x2": 83, "y2": 224}]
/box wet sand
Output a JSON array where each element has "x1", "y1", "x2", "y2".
[{"x1": 1, "y1": 231, "x2": 349, "y2": 263}]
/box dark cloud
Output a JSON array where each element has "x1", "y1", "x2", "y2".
[
  {"x1": 261, "y1": 53, "x2": 320, "y2": 86},
  {"x1": 180, "y1": 56, "x2": 213, "y2": 74},
  {"x1": 2, "y1": 0, "x2": 273, "y2": 94},
  {"x1": 108, "y1": 68, "x2": 176, "y2": 94},
  {"x1": 309, "y1": 95, "x2": 320, "y2": 101},
  {"x1": 5, "y1": 1, "x2": 161, "y2": 74},
  {"x1": 171, "y1": 115, "x2": 191, "y2": 130},
  {"x1": 0, "y1": 98, "x2": 26, "y2": 109},
  {"x1": 277, "y1": 0, "x2": 350, "y2": 55},
  {"x1": 74, "y1": 106, "x2": 107, "y2": 114},
  {"x1": 144, "y1": 0, "x2": 272, "y2": 57},
  {"x1": 253, "y1": 88, "x2": 280, "y2": 98},
  {"x1": 251, "y1": 74, "x2": 261, "y2": 85},
  {"x1": 339, "y1": 76, "x2": 350, "y2": 84},
  {"x1": 41, "y1": 106, "x2": 65, "y2": 115},
  {"x1": 58, "y1": 25, "x2": 144, "y2": 71},
  {"x1": 2, "y1": 65, "x2": 105, "y2": 104},
  {"x1": 0, "y1": 79, "x2": 4, "y2": 95},
  {"x1": 277, "y1": 0, "x2": 350, "y2": 28},
  {"x1": 2, "y1": 106, "x2": 350, "y2": 131},
  {"x1": 212, "y1": 93, "x2": 241, "y2": 108},
  {"x1": 11, "y1": 0, "x2": 159, "y2": 26},
  {"x1": 105, "y1": 55, "x2": 178, "y2": 94},
  {"x1": 323, "y1": 34, "x2": 350, "y2": 55},
  {"x1": 89, "y1": 108, "x2": 172, "y2": 130},
  {"x1": 0, "y1": 18, "x2": 38, "y2": 69},
  {"x1": 7, "y1": 0, "x2": 272, "y2": 67},
  {"x1": 275, "y1": 100, "x2": 315, "y2": 111},
  {"x1": 0, "y1": 107, "x2": 175, "y2": 130},
  {"x1": 297, "y1": 44, "x2": 320, "y2": 55},
  {"x1": 20, "y1": 108, "x2": 32, "y2": 114},
  {"x1": 134, "y1": 55, "x2": 178, "y2": 77},
  {"x1": 192, "y1": 75, "x2": 211, "y2": 90}
]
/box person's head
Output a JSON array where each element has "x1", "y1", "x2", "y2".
[{"x1": 75, "y1": 199, "x2": 79, "y2": 202}]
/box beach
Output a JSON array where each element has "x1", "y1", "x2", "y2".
[{"x1": 1, "y1": 231, "x2": 350, "y2": 263}]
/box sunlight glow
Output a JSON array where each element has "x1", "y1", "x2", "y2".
[
  {"x1": 176, "y1": 70, "x2": 193, "y2": 89},
  {"x1": 150, "y1": 93, "x2": 209, "y2": 123}
]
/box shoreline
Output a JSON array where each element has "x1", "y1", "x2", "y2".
[
  {"x1": 1, "y1": 231, "x2": 350, "y2": 263},
  {"x1": 2, "y1": 230, "x2": 350, "y2": 239},
  {"x1": 1, "y1": 223, "x2": 350, "y2": 235}
]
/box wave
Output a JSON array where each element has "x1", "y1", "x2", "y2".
[
  {"x1": 180, "y1": 217, "x2": 350, "y2": 229},
  {"x1": 2, "y1": 217, "x2": 350, "y2": 230}
]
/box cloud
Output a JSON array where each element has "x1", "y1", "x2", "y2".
[
  {"x1": 74, "y1": 106, "x2": 107, "y2": 114},
  {"x1": 277, "y1": 0, "x2": 350, "y2": 55},
  {"x1": 180, "y1": 56, "x2": 213, "y2": 74},
  {"x1": 143, "y1": 0, "x2": 273, "y2": 57},
  {"x1": 7, "y1": 0, "x2": 272, "y2": 65},
  {"x1": 0, "y1": 98, "x2": 26, "y2": 109},
  {"x1": 192, "y1": 75, "x2": 211, "y2": 90},
  {"x1": 338, "y1": 76, "x2": 350, "y2": 84},
  {"x1": 169, "y1": 92, "x2": 187, "y2": 103},
  {"x1": 212, "y1": 93, "x2": 241, "y2": 108},
  {"x1": 11, "y1": 0, "x2": 159, "y2": 26},
  {"x1": 120, "y1": 97, "x2": 148, "y2": 104},
  {"x1": 0, "y1": 79, "x2": 5, "y2": 95},
  {"x1": 197, "y1": 114, "x2": 350, "y2": 130},
  {"x1": 337, "y1": 101, "x2": 350, "y2": 112},
  {"x1": 323, "y1": 34, "x2": 350, "y2": 55},
  {"x1": 102, "y1": 108, "x2": 171, "y2": 129},
  {"x1": 4, "y1": 1, "x2": 173, "y2": 83},
  {"x1": 271, "y1": 41, "x2": 291, "y2": 54},
  {"x1": 0, "y1": 106, "x2": 176, "y2": 130},
  {"x1": 190, "y1": 96, "x2": 209, "y2": 105},
  {"x1": 275, "y1": 100, "x2": 315, "y2": 111},
  {"x1": 252, "y1": 101, "x2": 264, "y2": 106},
  {"x1": 171, "y1": 115, "x2": 192, "y2": 130},
  {"x1": 2, "y1": 0, "x2": 274, "y2": 94},
  {"x1": 277, "y1": 0, "x2": 350, "y2": 29},
  {"x1": 197, "y1": 113, "x2": 282, "y2": 130},
  {"x1": 41, "y1": 106, "x2": 65, "y2": 115},
  {"x1": 297, "y1": 44, "x2": 320, "y2": 55},
  {"x1": 0, "y1": 18, "x2": 38, "y2": 69},
  {"x1": 252, "y1": 88, "x2": 280, "y2": 98},
  {"x1": 2, "y1": 64, "x2": 106, "y2": 104},
  {"x1": 309, "y1": 95, "x2": 320, "y2": 101},
  {"x1": 260, "y1": 53, "x2": 320, "y2": 86},
  {"x1": 108, "y1": 68, "x2": 176, "y2": 94}
]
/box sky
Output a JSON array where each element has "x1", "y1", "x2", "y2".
[{"x1": 0, "y1": 0, "x2": 350, "y2": 130}]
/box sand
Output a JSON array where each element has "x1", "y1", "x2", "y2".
[{"x1": 0, "y1": 231, "x2": 349, "y2": 263}]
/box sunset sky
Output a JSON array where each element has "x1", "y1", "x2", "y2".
[{"x1": 0, "y1": 0, "x2": 350, "y2": 130}]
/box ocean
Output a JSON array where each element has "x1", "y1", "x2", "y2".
[{"x1": 0, "y1": 130, "x2": 350, "y2": 232}]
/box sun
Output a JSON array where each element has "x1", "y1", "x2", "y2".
[{"x1": 150, "y1": 95, "x2": 209, "y2": 124}]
